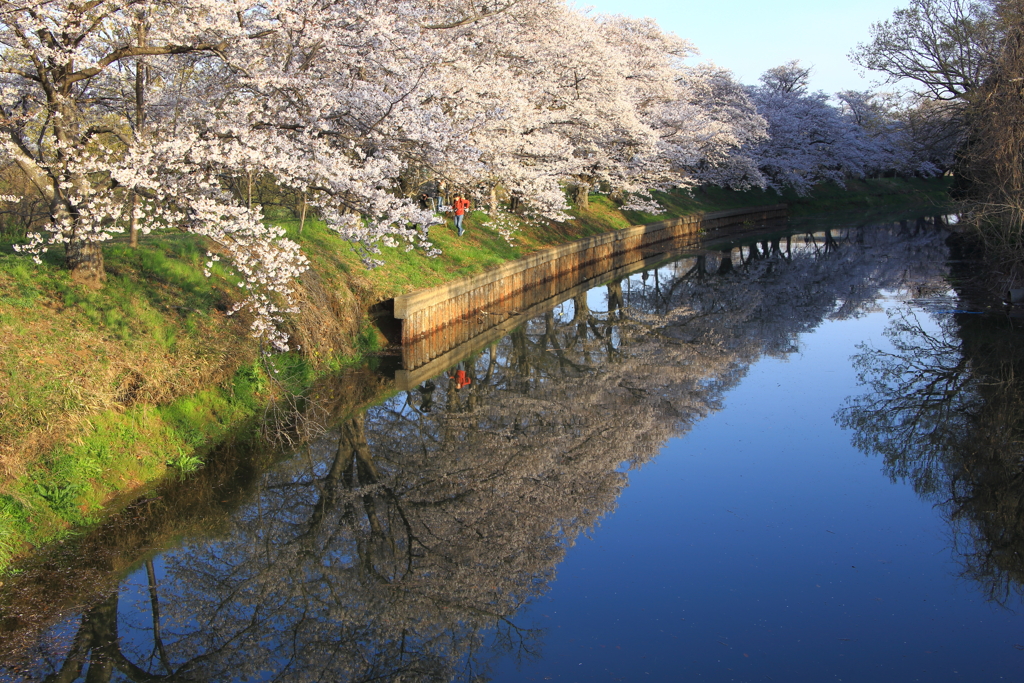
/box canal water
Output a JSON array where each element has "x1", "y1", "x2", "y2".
[{"x1": 5, "y1": 214, "x2": 1024, "y2": 681}]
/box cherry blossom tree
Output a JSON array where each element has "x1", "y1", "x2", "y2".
[
  {"x1": 430, "y1": 8, "x2": 762, "y2": 216},
  {"x1": 0, "y1": 0, "x2": 777, "y2": 347},
  {"x1": 836, "y1": 90, "x2": 961, "y2": 176},
  {"x1": 745, "y1": 62, "x2": 876, "y2": 195},
  {"x1": 0, "y1": 0, "x2": 520, "y2": 347}
]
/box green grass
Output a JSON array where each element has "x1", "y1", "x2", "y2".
[
  {"x1": 0, "y1": 234, "x2": 251, "y2": 452},
  {"x1": 0, "y1": 231, "x2": 278, "y2": 569},
  {"x1": 166, "y1": 448, "x2": 204, "y2": 476}
]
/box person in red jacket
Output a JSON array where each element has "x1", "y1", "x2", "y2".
[{"x1": 452, "y1": 194, "x2": 470, "y2": 236}]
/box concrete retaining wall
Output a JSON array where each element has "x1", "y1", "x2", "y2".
[{"x1": 393, "y1": 204, "x2": 787, "y2": 350}]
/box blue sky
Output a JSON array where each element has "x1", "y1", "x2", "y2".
[{"x1": 580, "y1": 0, "x2": 910, "y2": 94}]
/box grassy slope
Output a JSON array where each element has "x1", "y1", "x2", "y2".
[{"x1": 0, "y1": 176, "x2": 952, "y2": 569}]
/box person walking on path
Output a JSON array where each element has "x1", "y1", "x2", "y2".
[{"x1": 452, "y1": 194, "x2": 470, "y2": 236}]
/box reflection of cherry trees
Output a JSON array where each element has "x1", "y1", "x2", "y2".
[
  {"x1": 622, "y1": 220, "x2": 950, "y2": 366},
  {"x1": 15, "y1": 219, "x2": 954, "y2": 681},
  {"x1": 837, "y1": 308, "x2": 1024, "y2": 605}
]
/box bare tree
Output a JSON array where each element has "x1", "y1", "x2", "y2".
[
  {"x1": 850, "y1": 0, "x2": 999, "y2": 101},
  {"x1": 837, "y1": 305, "x2": 1024, "y2": 605},
  {"x1": 954, "y1": 0, "x2": 1024, "y2": 282}
]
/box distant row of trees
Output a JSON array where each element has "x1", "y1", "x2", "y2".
[{"x1": 741, "y1": 62, "x2": 960, "y2": 196}]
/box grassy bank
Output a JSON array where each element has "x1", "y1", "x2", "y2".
[
  {"x1": 0, "y1": 235, "x2": 350, "y2": 567},
  {"x1": 0, "y1": 176, "x2": 952, "y2": 570}
]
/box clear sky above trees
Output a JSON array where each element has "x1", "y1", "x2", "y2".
[{"x1": 582, "y1": 0, "x2": 909, "y2": 92}]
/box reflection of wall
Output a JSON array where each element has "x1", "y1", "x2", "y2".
[{"x1": 396, "y1": 249, "x2": 699, "y2": 388}]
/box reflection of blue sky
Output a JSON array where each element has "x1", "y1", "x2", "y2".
[
  {"x1": 585, "y1": 286, "x2": 607, "y2": 313},
  {"x1": 582, "y1": 0, "x2": 911, "y2": 94},
  {"x1": 550, "y1": 299, "x2": 575, "y2": 324}
]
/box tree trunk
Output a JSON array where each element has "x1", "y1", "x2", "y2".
[
  {"x1": 129, "y1": 192, "x2": 139, "y2": 248},
  {"x1": 572, "y1": 293, "x2": 590, "y2": 323},
  {"x1": 607, "y1": 280, "x2": 623, "y2": 314},
  {"x1": 572, "y1": 293, "x2": 590, "y2": 341},
  {"x1": 825, "y1": 229, "x2": 838, "y2": 252},
  {"x1": 485, "y1": 343, "x2": 497, "y2": 382},
  {"x1": 67, "y1": 237, "x2": 105, "y2": 288},
  {"x1": 48, "y1": 592, "x2": 120, "y2": 683},
  {"x1": 131, "y1": 16, "x2": 146, "y2": 249},
  {"x1": 145, "y1": 559, "x2": 172, "y2": 672},
  {"x1": 573, "y1": 182, "x2": 589, "y2": 210}
]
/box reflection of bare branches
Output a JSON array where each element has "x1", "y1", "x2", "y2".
[
  {"x1": 838, "y1": 308, "x2": 976, "y2": 495},
  {"x1": 491, "y1": 615, "x2": 544, "y2": 667},
  {"x1": 145, "y1": 559, "x2": 172, "y2": 675},
  {"x1": 260, "y1": 390, "x2": 329, "y2": 448},
  {"x1": 837, "y1": 306, "x2": 1024, "y2": 606}
]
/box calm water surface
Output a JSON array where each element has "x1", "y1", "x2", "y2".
[{"x1": 7, "y1": 216, "x2": 1024, "y2": 682}]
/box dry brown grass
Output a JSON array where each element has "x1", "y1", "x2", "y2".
[{"x1": 0, "y1": 279, "x2": 253, "y2": 486}]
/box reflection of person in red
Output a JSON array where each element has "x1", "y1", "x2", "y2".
[{"x1": 448, "y1": 362, "x2": 472, "y2": 390}]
